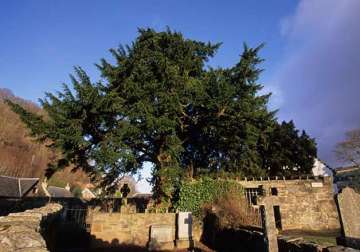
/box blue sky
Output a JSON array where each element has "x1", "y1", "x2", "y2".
[
  {"x1": 1, "y1": 1, "x2": 360, "y2": 192},
  {"x1": 0, "y1": 0, "x2": 295, "y2": 99}
]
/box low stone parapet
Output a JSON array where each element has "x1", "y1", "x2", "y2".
[
  {"x1": 88, "y1": 212, "x2": 176, "y2": 249},
  {"x1": 0, "y1": 203, "x2": 63, "y2": 251}
]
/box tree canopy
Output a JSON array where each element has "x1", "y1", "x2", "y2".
[
  {"x1": 263, "y1": 121, "x2": 317, "y2": 176},
  {"x1": 7, "y1": 28, "x2": 317, "y2": 203},
  {"x1": 335, "y1": 128, "x2": 360, "y2": 167}
]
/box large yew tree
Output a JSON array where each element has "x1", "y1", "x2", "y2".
[{"x1": 7, "y1": 28, "x2": 316, "y2": 202}]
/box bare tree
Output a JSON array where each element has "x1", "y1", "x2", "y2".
[{"x1": 335, "y1": 129, "x2": 360, "y2": 167}]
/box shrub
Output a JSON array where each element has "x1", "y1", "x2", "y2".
[
  {"x1": 175, "y1": 177, "x2": 243, "y2": 217},
  {"x1": 48, "y1": 176, "x2": 67, "y2": 188},
  {"x1": 203, "y1": 192, "x2": 261, "y2": 229}
]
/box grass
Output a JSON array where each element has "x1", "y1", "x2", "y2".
[
  {"x1": 280, "y1": 229, "x2": 339, "y2": 246},
  {"x1": 302, "y1": 235, "x2": 337, "y2": 246}
]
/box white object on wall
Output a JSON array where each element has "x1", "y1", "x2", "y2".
[{"x1": 312, "y1": 158, "x2": 332, "y2": 177}]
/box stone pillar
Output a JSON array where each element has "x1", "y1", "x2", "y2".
[{"x1": 260, "y1": 197, "x2": 279, "y2": 252}]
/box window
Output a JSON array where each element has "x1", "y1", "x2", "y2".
[
  {"x1": 271, "y1": 187, "x2": 278, "y2": 196},
  {"x1": 245, "y1": 187, "x2": 262, "y2": 205}
]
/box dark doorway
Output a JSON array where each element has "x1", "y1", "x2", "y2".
[{"x1": 273, "y1": 205, "x2": 282, "y2": 230}]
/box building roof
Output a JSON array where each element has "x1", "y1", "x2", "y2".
[
  {"x1": 47, "y1": 186, "x2": 73, "y2": 198},
  {"x1": 82, "y1": 188, "x2": 96, "y2": 198},
  {"x1": 0, "y1": 176, "x2": 39, "y2": 198},
  {"x1": 335, "y1": 166, "x2": 360, "y2": 174},
  {"x1": 132, "y1": 193, "x2": 152, "y2": 199}
]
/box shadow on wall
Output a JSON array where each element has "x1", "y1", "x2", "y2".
[
  {"x1": 53, "y1": 228, "x2": 149, "y2": 252},
  {"x1": 88, "y1": 238, "x2": 148, "y2": 252},
  {"x1": 200, "y1": 212, "x2": 266, "y2": 252},
  {"x1": 89, "y1": 237, "x2": 203, "y2": 252},
  {"x1": 51, "y1": 222, "x2": 91, "y2": 251}
]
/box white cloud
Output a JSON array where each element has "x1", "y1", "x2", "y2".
[{"x1": 271, "y1": 0, "x2": 360, "y2": 166}]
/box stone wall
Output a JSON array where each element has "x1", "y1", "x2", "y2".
[
  {"x1": 337, "y1": 187, "x2": 360, "y2": 249},
  {"x1": 0, "y1": 203, "x2": 63, "y2": 252},
  {"x1": 192, "y1": 219, "x2": 203, "y2": 242},
  {"x1": 0, "y1": 197, "x2": 84, "y2": 216},
  {"x1": 88, "y1": 212, "x2": 176, "y2": 248},
  {"x1": 278, "y1": 236, "x2": 360, "y2": 252},
  {"x1": 238, "y1": 177, "x2": 340, "y2": 232}
]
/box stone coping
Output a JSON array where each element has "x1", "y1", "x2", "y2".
[{"x1": 0, "y1": 203, "x2": 62, "y2": 252}]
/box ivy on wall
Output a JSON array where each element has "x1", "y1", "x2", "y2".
[{"x1": 174, "y1": 177, "x2": 244, "y2": 216}]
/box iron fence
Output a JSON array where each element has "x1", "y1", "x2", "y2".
[{"x1": 62, "y1": 208, "x2": 88, "y2": 229}]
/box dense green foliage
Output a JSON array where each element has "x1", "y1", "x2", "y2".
[
  {"x1": 7, "y1": 28, "x2": 317, "y2": 204},
  {"x1": 175, "y1": 177, "x2": 243, "y2": 216},
  {"x1": 263, "y1": 121, "x2": 317, "y2": 176}
]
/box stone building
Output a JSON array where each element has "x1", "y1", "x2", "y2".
[
  {"x1": 0, "y1": 176, "x2": 40, "y2": 216},
  {"x1": 82, "y1": 188, "x2": 97, "y2": 200},
  {"x1": 335, "y1": 166, "x2": 360, "y2": 192},
  {"x1": 40, "y1": 180, "x2": 74, "y2": 198},
  {"x1": 116, "y1": 175, "x2": 137, "y2": 198},
  {"x1": 0, "y1": 175, "x2": 39, "y2": 198},
  {"x1": 238, "y1": 176, "x2": 340, "y2": 233}
]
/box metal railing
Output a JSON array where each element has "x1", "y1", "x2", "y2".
[
  {"x1": 243, "y1": 205, "x2": 263, "y2": 229},
  {"x1": 62, "y1": 208, "x2": 88, "y2": 229}
]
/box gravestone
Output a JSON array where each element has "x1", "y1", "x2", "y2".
[
  {"x1": 148, "y1": 224, "x2": 174, "y2": 251},
  {"x1": 177, "y1": 212, "x2": 192, "y2": 239},
  {"x1": 337, "y1": 187, "x2": 360, "y2": 249},
  {"x1": 176, "y1": 212, "x2": 194, "y2": 249}
]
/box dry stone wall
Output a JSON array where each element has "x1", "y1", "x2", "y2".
[
  {"x1": 88, "y1": 212, "x2": 176, "y2": 248},
  {"x1": 0, "y1": 203, "x2": 62, "y2": 252},
  {"x1": 239, "y1": 177, "x2": 340, "y2": 232}
]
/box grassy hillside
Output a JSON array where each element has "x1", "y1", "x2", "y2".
[{"x1": 0, "y1": 88, "x2": 90, "y2": 187}]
